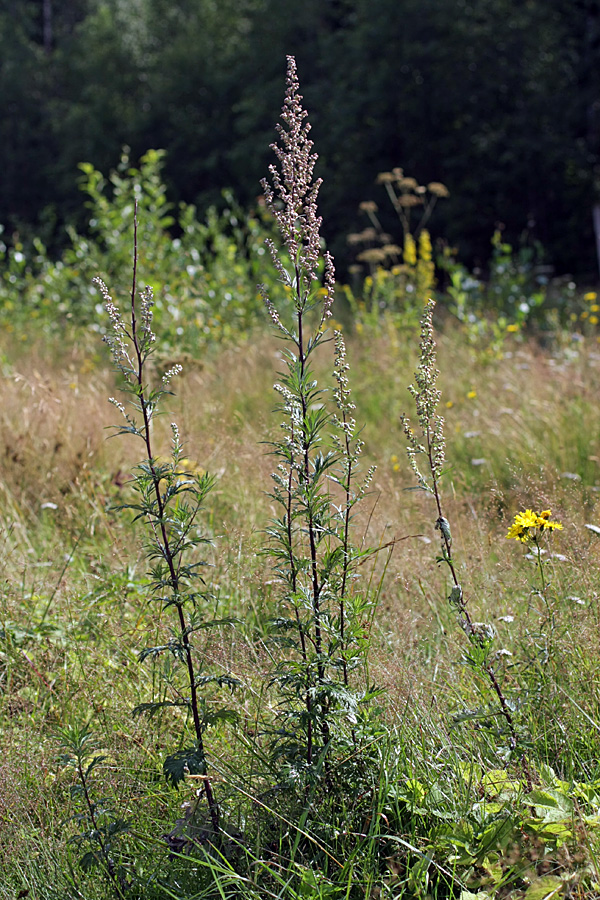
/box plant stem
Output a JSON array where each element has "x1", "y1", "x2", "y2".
[
  {"x1": 76, "y1": 758, "x2": 126, "y2": 900},
  {"x1": 286, "y1": 410, "x2": 313, "y2": 765},
  {"x1": 427, "y1": 430, "x2": 518, "y2": 751},
  {"x1": 296, "y1": 276, "x2": 330, "y2": 762},
  {"x1": 128, "y1": 208, "x2": 220, "y2": 834}
]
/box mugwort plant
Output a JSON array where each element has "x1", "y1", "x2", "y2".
[
  {"x1": 95, "y1": 213, "x2": 240, "y2": 838},
  {"x1": 260, "y1": 56, "x2": 376, "y2": 785}
]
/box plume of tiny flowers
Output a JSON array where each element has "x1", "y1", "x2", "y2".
[
  {"x1": 401, "y1": 300, "x2": 445, "y2": 492},
  {"x1": 332, "y1": 329, "x2": 375, "y2": 494},
  {"x1": 333, "y1": 330, "x2": 356, "y2": 435},
  {"x1": 260, "y1": 55, "x2": 334, "y2": 322},
  {"x1": 94, "y1": 277, "x2": 135, "y2": 379}
]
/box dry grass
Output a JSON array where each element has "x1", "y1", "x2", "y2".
[{"x1": 2, "y1": 322, "x2": 600, "y2": 897}]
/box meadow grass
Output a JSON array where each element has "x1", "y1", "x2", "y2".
[
  {"x1": 1, "y1": 316, "x2": 600, "y2": 897},
  {"x1": 3, "y1": 57, "x2": 600, "y2": 900}
]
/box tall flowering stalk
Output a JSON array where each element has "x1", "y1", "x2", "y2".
[
  {"x1": 261, "y1": 57, "x2": 374, "y2": 780},
  {"x1": 95, "y1": 211, "x2": 237, "y2": 837},
  {"x1": 402, "y1": 300, "x2": 519, "y2": 754}
]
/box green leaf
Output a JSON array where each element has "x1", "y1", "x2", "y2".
[
  {"x1": 194, "y1": 674, "x2": 241, "y2": 689},
  {"x1": 132, "y1": 700, "x2": 189, "y2": 718},
  {"x1": 482, "y1": 769, "x2": 522, "y2": 799},
  {"x1": 79, "y1": 850, "x2": 100, "y2": 871},
  {"x1": 163, "y1": 747, "x2": 206, "y2": 788},
  {"x1": 526, "y1": 788, "x2": 574, "y2": 821},
  {"x1": 524, "y1": 876, "x2": 563, "y2": 900},
  {"x1": 201, "y1": 708, "x2": 239, "y2": 727},
  {"x1": 84, "y1": 754, "x2": 108, "y2": 778}
]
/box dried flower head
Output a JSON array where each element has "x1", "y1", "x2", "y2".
[
  {"x1": 398, "y1": 176, "x2": 419, "y2": 191},
  {"x1": 357, "y1": 248, "x2": 388, "y2": 264},
  {"x1": 376, "y1": 171, "x2": 396, "y2": 184},
  {"x1": 427, "y1": 181, "x2": 450, "y2": 198},
  {"x1": 397, "y1": 194, "x2": 423, "y2": 208}
]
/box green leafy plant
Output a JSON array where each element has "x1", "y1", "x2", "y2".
[
  {"x1": 440, "y1": 230, "x2": 567, "y2": 355},
  {"x1": 95, "y1": 211, "x2": 240, "y2": 837},
  {"x1": 0, "y1": 149, "x2": 290, "y2": 352},
  {"x1": 260, "y1": 55, "x2": 377, "y2": 785},
  {"x1": 57, "y1": 724, "x2": 130, "y2": 897}
]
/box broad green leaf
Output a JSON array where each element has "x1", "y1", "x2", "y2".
[{"x1": 524, "y1": 875, "x2": 563, "y2": 899}]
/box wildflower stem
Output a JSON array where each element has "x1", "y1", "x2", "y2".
[
  {"x1": 76, "y1": 754, "x2": 126, "y2": 900},
  {"x1": 405, "y1": 300, "x2": 519, "y2": 753},
  {"x1": 127, "y1": 207, "x2": 220, "y2": 835}
]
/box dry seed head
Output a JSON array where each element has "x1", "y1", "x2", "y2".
[
  {"x1": 95, "y1": 276, "x2": 134, "y2": 377},
  {"x1": 427, "y1": 181, "x2": 450, "y2": 198}
]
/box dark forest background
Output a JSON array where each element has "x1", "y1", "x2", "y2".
[{"x1": 2, "y1": 0, "x2": 600, "y2": 277}]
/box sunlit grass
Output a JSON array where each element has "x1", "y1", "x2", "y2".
[{"x1": 1, "y1": 315, "x2": 600, "y2": 896}]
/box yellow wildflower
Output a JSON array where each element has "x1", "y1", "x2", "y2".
[
  {"x1": 514, "y1": 509, "x2": 539, "y2": 529},
  {"x1": 506, "y1": 323, "x2": 519, "y2": 333},
  {"x1": 506, "y1": 522, "x2": 528, "y2": 542},
  {"x1": 590, "y1": 315, "x2": 599, "y2": 325},
  {"x1": 404, "y1": 234, "x2": 417, "y2": 267},
  {"x1": 418, "y1": 229, "x2": 433, "y2": 262},
  {"x1": 584, "y1": 292, "x2": 597, "y2": 302},
  {"x1": 467, "y1": 390, "x2": 477, "y2": 399},
  {"x1": 506, "y1": 508, "x2": 563, "y2": 542}
]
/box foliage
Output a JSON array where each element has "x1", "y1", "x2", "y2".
[
  {"x1": 56, "y1": 724, "x2": 131, "y2": 897},
  {"x1": 1, "y1": 0, "x2": 599, "y2": 276},
  {"x1": 441, "y1": 231, "x2": 558, "y2": 351},
  {"x1": 95, "y1": 213, "x2": 239, "y2": 837},
  {"x1": 0, "y1": 148, "x2": 288, "y2": 352}
]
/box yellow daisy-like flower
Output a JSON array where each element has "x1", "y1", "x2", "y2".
[
  {"x1": 506, "y1": 522, "x2": 527, "y2": 542},
  {"x1": 584, "y1": 291, "x2": 597, "y2": 302},
  {"x1": 515, "y1": 509, "x2": 539, "y2": 528},
  {"x1": 539, "y1": 518, "x2": 563, "y2": 531},
  {"x1": 506, "y1": 508, "x2": 563, "y2": 541}
]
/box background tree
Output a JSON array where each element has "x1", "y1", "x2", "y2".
[{"x1": 1, "y1": 0, "x2": 598, "y2": 276}]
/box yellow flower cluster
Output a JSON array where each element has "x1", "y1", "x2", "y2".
[
  {"x1": 582, "y1": 292, "x2": 600, "y2": 326},
  {"x1": 506, "y1": 509, "x2": 563, "y2": 542}
]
